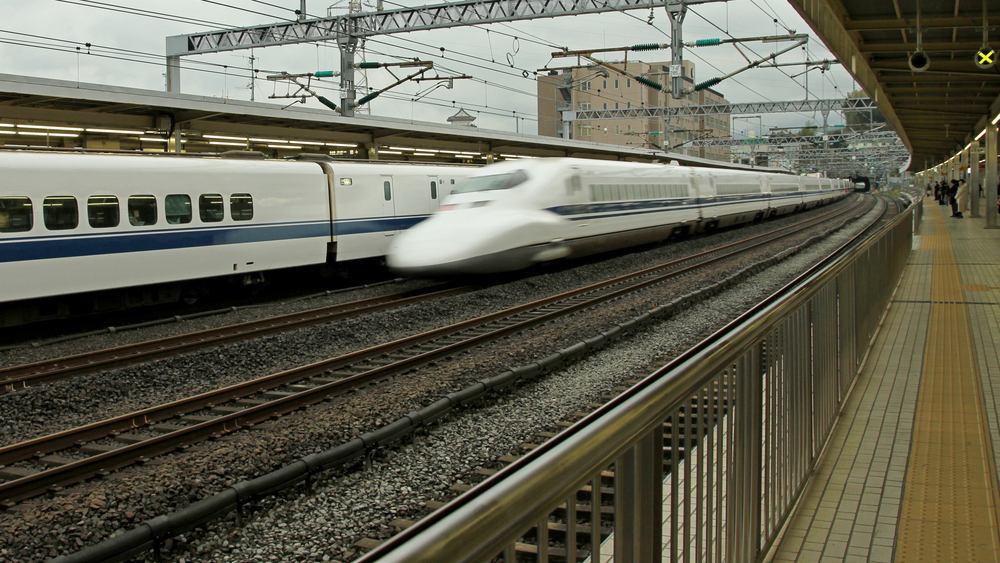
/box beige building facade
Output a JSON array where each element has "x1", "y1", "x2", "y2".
[{"x1": 537, "y1": 60, "x2": 730, "y2": 162}]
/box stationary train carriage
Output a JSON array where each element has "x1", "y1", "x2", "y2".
[
  {"x1": 387, "y1": 158, "x2": 852, "y2": 276},
  {"x1": 0, "y1": 151, "x2": 472, "y2": 326}
]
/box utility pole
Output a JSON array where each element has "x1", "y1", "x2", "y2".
[
  {"x1": 339, "y1": 34, "x2": 359, "y2": 116},
  {"x1": 667, "y1": 0, "x2": 686, "y2": 100}
]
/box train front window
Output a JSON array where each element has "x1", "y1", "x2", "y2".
[
  {"x1": 199, "y1": 194, "x2": 224, "y2": 222},
  {"x1": 128, "y1": 195, "x2": 157, "y2": 226},
  {"x1": 88, "y1": 196, "x2": 120, "y2": 228},
  {"x1": 0, "y1": 197, "x2": 33, "y2": 233},
  {"x1": 43, "y1": 196, "x2": 78, "y2": 231},
  {"x1": 165, "y1": 195, "x2": 192, "y2": 224},
  {"x1": 453, "y1": 169, "x2": 528, "y2": 194}
]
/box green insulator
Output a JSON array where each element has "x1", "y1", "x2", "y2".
[
  {"x1": 314, "y1": 70, "x2": 336, "y2": 78},
  {"x1": 636, "y1": 76, "x2": 665, "y2": 91},
  {"x1": 631, "y1": 43, "x2": 661, "y2": 51},
  {"x1": 357, "y1": 62, "x2": 381, "y2": 69},
  {"x1": 356, "y1": 91, "x2": 380, "y2": 105},
  {"x1": 694, "y1": 77, "x2": 722, "y2": 91},
  {"x1": 695, "y1": 38, "x2": 722, "y2": 47},
  {"x1": 317, "y1": 96, "x2": 339, "y2": 112}
]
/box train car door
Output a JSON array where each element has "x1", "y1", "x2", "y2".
[
  {"x1": 428, "y1": 176, "x2": 440, "y2": 212},
  {"x1": 380, "y1": 175, "x2": 395, "y2": 236}
]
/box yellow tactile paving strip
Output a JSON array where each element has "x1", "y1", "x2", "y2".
[{"x1": 895, "y1": 203, "x2": 1000, "y2": 562}]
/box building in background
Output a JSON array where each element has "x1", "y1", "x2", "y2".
[{"x1": 537, "y1": 60, "x2": 730, "y2": 162}]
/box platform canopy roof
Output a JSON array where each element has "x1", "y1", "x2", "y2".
[
  {"x1": 788, "y1": 0, "x2": 1000, "y2": 170},
  {"x1": 0, "y1": 73, "x2": 783, "y2": 172}
]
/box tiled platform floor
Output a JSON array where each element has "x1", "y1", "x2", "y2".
[{"x1": 765, "y1": 199, "x2": 1000, "y2": 562}]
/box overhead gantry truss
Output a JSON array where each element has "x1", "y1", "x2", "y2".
[
  {"x1": 167, "y1": 0, "x2": 673, "y2": 56},
  {"x1": 165, "y1": 0, "x2": 688, "y2": 114},
  {"x1": 686, "y1": 130, "x2": 900, "y2": 147},
  {"x1": 567, "y1": 97, "x2": 877, "y2": 120}
]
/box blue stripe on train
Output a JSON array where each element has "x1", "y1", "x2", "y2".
[
  {"x1": 546, "y1": 192, "x2": 827, "y2": 221},
  {"x1": 0, "y1": 215, "x2": 432, "y2": 264}
]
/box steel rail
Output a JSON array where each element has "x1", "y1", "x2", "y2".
[
  {"x1": 0, "y1": 285, "x2": 470, "y2": 394},
  {"x1": 0, "y1": 197, "x2": 867, "y2": 504}
]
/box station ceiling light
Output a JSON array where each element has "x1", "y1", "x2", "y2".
[
  {"x1": 204, "y1": 134, "x2": 247, "y2": 141},
  {"x1": 85, "y1": 128, "x2": 145, "y2": 135},
  {"x1": 17, "y1": 124, "x2": 83, "y2": 131},
  {"x1": 18, "y1": 131, "x2": 78, "y2": 137}
]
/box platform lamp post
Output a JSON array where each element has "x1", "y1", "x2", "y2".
[{"x1": 986, "y1": 122, "x2": 998, "y2": 229}]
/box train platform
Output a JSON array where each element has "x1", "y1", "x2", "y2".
[
  {"x1": 588, "y1": 196, "x2": 1000, "y2": 563},
  {"x1": 760, "y1": 197, "x2": 1000, "y2": 562}
]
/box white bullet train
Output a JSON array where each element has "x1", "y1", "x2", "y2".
[
  {"x1": 0, "y1": 150, "x2": 473, "y2": 327},
  {"x1": 386, "y1": 158, "x2": 853, "y2": 276}
]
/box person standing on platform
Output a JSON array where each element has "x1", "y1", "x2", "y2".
[
  {"x1": 951, "y1": 180, "x2": 969, "y2": 219},
  {"x1": 956, "y1": 179, "x2": 968, "y2": 218},
  {"x1": 941, "y1": 181, "x2": 950, "y2": 205}
]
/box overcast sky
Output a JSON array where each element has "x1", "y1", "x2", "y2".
[{"x1": 0, "y1": 0, "x2": 860, "y2": 137}]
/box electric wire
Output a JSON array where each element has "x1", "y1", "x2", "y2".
[
  {"x1": 200, "y1": 0, "x2": 293, "y2": 22},
  {"x1": 53, "y1": 0, "x2": 232, "y2": 28}
]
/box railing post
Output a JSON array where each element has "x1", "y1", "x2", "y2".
[
  {"x1": 615, "y1": 447, "x2": 637, "y2": 562},
  {"x1": 749, "y1": 344, "x2": 764, "y2": 557},
  {"x1": 636, "y1": 425, "x2": 663, "y2": 560}
]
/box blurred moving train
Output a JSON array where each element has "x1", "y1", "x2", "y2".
[
  {"x1": 0, "y1": 151, "x2": 852, "y2": 327},
  {"x1": 0, "y1": 151, "x2": 472, "y2": 327},
  {"x1": 387, "y1": 158, "x2": 853, "y2": 276}
]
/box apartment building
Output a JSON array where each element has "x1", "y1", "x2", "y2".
[{"x1": 537, "y1": 60, "x2": 731, "y2": 162}]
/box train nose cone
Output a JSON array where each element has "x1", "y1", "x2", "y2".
[{"x1": 388, "y1": 209, "x2": 558, "y2": 276}]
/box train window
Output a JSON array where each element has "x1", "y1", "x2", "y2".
[
  {"x1": 430, "y1": 181, "x2": 437, "y2": 200},
  {"x1": 128, "y1": 195, "x2": 158, "y2": 226},
  {"x1": 88, "y1": 196, "x2": 120, "y2": 228},
  {"x1": 43, "y1": 196, "x2": 78, "y2": 231},
  {"x1": 0, "y1": 197, "x2": 33, "y2": 233},
  {"x1": 454, "y1": 170, "x2": 528, "y2": 194},
  {"x1": 199, "y1": 194, "x2": 224, "y2": 222},
  {"x1": 165, "y1": 195, "x2": 192, "y2": 224},
  {"x1": 383, "y1": 181, "x2": 392, "y2": 201},
  {"x1": 231, "y1": 194, "x2": 253, "y2": 221}
]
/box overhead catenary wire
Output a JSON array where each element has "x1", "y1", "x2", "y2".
[
  {"x1": 199, "y1": 0, "x2": 292, "y2": 22},
  {"x1": 53, "y1": 0, "x2": 232, "y2": 28}
]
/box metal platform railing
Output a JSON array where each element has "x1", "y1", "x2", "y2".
[{"x1": 360, "y1": 201, "x2": 914, "y2": 563}]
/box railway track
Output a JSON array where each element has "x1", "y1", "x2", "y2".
[
  {"x1": 0, "y1": 284, "x2": 470, "y2": 394},
  {"x1": 0, "y1": 198, "x2": 870, "y2": 507}
]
